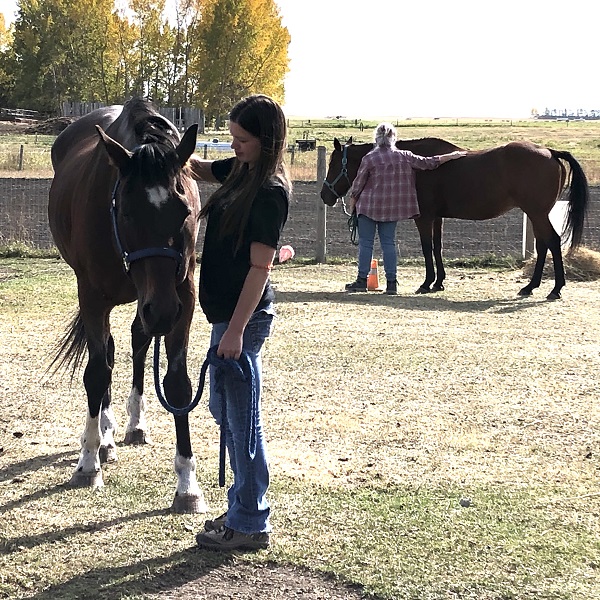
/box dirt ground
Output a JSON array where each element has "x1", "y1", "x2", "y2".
[
  {"x1": 148, "y1": 561, "x2": 370, "y2": 599},
  {"x1": 0, "y1": 120, "x2": 30, "y2": 134}
]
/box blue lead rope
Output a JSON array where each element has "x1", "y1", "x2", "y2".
[{"x1": 153, "y1": 339, "x2": 257, "y2": 487}]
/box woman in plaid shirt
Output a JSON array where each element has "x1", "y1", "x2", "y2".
[{"x1": 346, "y1": 122, "x2": 465, "y2": 294}]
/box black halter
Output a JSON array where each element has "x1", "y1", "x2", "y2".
[
  {"x1": 110, "y1": 180, "x2": 183, "y2": 275},
  {"x1": 322, "y1": 144, "x2": 351, "y2": 200}
]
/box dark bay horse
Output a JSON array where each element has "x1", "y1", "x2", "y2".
[
  {"x1": 321, "y1": 138, "x2": 589, "y2": 299},
  {"x1": 48, "y1": 98, "x2": 206, "y2": 513}
]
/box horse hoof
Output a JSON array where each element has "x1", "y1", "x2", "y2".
[
  {"x1": 172, "y1": 493, "x2": 209, "y2": 514},
  {"x1": 124, "y1": 429, "x2": 151, "y2": 445},
  {"x1": 69, "y1": 470, "x2": 104, "y2": 488},
  {"x1": 517, "y1": 288, "x2": 532, "y2": 297},
  {"x1": 432, "y1": 284, "x2": 445, "y2": 292},
  {"x1": 546, "y1": 291, "x2": 561, "y2": 301},
  {"x1": 415, "y1": 286, "x2": 431, "y2": 294},
  {"x1": 99, "y1": 445, "x2": 118, "y2": 464}
]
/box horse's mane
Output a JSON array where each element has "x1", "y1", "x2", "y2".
[{"x1": 119, "y1": 98, "x2": 183, "y2": 183}]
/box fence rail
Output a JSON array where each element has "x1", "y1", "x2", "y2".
[{"x1": 60, "y1": 102, "x2": 205, "y2": 133}]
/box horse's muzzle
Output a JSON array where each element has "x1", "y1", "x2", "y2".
[{"x1": 141, "y1": 300, "x2": 183, "y2": 336}]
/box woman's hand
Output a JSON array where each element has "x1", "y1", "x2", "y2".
[
  {"x1": 442, "y1": 150, "x2": 468, "y2": 163},
  {"x1": 217, "y1": 327, "x2": 243, "y2": 360},
  {"x1": 188, "y1": 154, "x2": 219, "y2": 182}
]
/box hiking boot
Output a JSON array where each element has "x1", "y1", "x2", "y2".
[
  {"x1": 204, "y1": 511, "x2": 227, "y2": 532},
  {"x1": 385, "y1": 279, "x2": 398, "y2": 295},
  {"x1": 196, "y1": 526, "x2": 270, "y2": 551},
  {"x1": 345, "y1": 276, "x2": 367, "y2": 292}
]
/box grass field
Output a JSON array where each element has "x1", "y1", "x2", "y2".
[
  {"x1": 1, "y1": 258, "x2": 599, "y2": 599},
  {"x1": 2, "y1": 117, "x2": 600, "y2": 183}
]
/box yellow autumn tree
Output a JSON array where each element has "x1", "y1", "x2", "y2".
[{"x1": 189, "y1": 0, "x2": 290, "y2": 125}]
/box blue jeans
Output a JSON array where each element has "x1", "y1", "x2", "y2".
[
  {"x1": 357, "y1": 214, "x2": 398, "y2": 281},
  {"x1": 209, "y1": 307, "x2": 274, "y2": 534}
]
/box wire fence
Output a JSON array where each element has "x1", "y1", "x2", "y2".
[{"x1": 2, "y1": 175, "x2": 600, "y2": 260}]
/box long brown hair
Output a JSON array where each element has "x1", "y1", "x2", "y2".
[{"x1": 199, "y1": 94, "x2": 291, "y2": 253}]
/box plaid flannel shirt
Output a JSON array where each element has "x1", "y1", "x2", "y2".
[{"x1": 351, "y1": 146, "x2": 444, "y2": 221}]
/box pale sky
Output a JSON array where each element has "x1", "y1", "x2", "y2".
[{"x1": 3, "y1": 0, "x2": 599, "y2": 119}]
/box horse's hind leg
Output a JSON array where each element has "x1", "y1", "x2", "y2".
[
  {"x1": 518, "y1": 235, "x2": 548, "y2": 297},
  {"x1": 431, "y1": 217, "x2": 446, "y2": 292},
  {"x1": 518, "y1": 216, "x2": 564, "y2": 299},
  {"x1": 124, "y1": 314, "x2": 152, "y2": 445},
  {"x1": 71, "y1": 314, "x2": 113, "y2": 488},
  {"x1": 415, "y1": 217, "x2": 437, "y2": 293},
  {"x1": 99, "y1": 333, "x2": 119, "y2": 463},
  {"x1": 546, "y1": 229, "x2": 565, "y2": 300}
]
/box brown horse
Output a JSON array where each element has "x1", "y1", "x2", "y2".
[
  {"x1": 321, "y1": 138, "x2": 589, "y2": 299},
  {"x1": 48, "y1": 98, "x2": 206, "y2": 513}
]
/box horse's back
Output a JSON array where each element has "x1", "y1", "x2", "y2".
[
  {"x1": 51, "y1": 105, "x2": 123, "y2": 171},
  {"x1": 417, "y1": 141, "x2": 563, "y2": 220},
  {"x1": 396, "y1": 137, "x2": 462, "y2": 155}
]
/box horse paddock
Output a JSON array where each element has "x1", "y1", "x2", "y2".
[{"x1": 1, "y1": 259, "x2": 599, "y2": 599}]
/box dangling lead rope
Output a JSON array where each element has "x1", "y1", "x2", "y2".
[{"x1": 153, "y1": 339, "x2": 257, "y2": 487}]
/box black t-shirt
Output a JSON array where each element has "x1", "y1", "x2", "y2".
[{"x1": 199, "y1": 157, "x2": 289, "y2": 323}]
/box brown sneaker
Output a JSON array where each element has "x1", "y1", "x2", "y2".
[
  {"x1": 204, "y1": 511, "x2": 227, "y2": 532},
  {"x1": 196, "y1": 526, "x2": 270, "y2": 551}
]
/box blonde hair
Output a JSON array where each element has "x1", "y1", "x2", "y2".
[{"x1": 374, "y1": 122, "x2": 396, "y2": 147}]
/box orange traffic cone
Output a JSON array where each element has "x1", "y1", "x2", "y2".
[{"x1": 367, "y1": 258, "x2": 380, "y2": 291}]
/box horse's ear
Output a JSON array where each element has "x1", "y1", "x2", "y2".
[
  {"x1": 177, "y1": 124, "x2": 198, "y2": 167},
  {"x1": 334, "y1": 138, "x2": 341, "y2": 151},
  {"x1": 96, "y1": 125, "x2": 132, "y2": 173},
  {"x1": 347, "y1": 136, "x2": 353, "y2": 145}
]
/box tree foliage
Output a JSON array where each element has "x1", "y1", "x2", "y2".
[
  {"x1": 0, "y1": 0, "x2": 290, "y2": 116},
  {"x1": 190, "y1": 0, "x2": 290, "y2": 125}
]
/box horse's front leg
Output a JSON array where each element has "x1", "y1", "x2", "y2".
[
  {"x1": 163, "y1": 294, "x2": 208, "y2": 514},
  {"x1": 414, "y1": 217, "x2": 436, "y2": 293},
  {"x1": 124, "y1": 313, "x2": 152, "y2": 445},
  {"x1": 431, "y1": 217, "x2": 446, "y2": 292},
  {"x1": 71, "y1": 316, "x2": 113, "y2": 488}
]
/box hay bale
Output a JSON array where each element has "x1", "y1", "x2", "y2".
[{"x1": 522, "y1": 247, "x2": 600, "y2": 281}]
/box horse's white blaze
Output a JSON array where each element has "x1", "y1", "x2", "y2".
[
  {"x1": 100, "y1": 405, "x2": 118, "y2": 449},
  {"x1": 174, "y1": 451, "x2": 203, "y2": 497},
  {"x1": 77, "y1": 413, "x2": 102, "y2": 474},
  {"x1": 146, "y1": 185, "x2": 169, "y2": 208},
  {"x1": 126, "y1": 386, "x2": 147, "y2": 434}
]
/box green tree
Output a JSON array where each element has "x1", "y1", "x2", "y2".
[
  {"x1": 190, "y1": 0, "x2": 289, "y2": 126},
  {"x1": 7, "y1": 0, "x2": 119, "y2": 112},
  {"x1": 168, "y1": 0, "x2": 203, "y2": 105},
  {"x1": 129, "y1": 0, "x2": 173, "y2": 102}
]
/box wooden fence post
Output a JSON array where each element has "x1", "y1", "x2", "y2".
[
  {"x1": 522, "y1": 214, "x2": 535, "y2": 258},
  {"x1": 18, "y1": 145, "x2": 24, "y2": 171},
  {"x1": 315, "y1": 146, "x2": 327, "y2": 262}
]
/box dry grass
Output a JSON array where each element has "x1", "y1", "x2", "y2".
[
  {"x1": 523, "y1": 246, "x2": 600, "y2": 281},
  {"x1": 1, "y1": 259, "x2": 599, "y2": 599}
]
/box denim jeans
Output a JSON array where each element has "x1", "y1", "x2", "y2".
[
  {"x1": 357, "y1": 214, "x2": 398, "y2": 281},
  {"x1": 208, "y1": 307, "x2": 274, "y2": 534}
]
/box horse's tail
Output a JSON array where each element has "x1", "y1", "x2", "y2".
[
  {"x1": 550, "y1": 149, "x2": 589, "y2": 253},
  {"x1": 46, "y1": 310, "x2": 87, "y2": 379}
]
